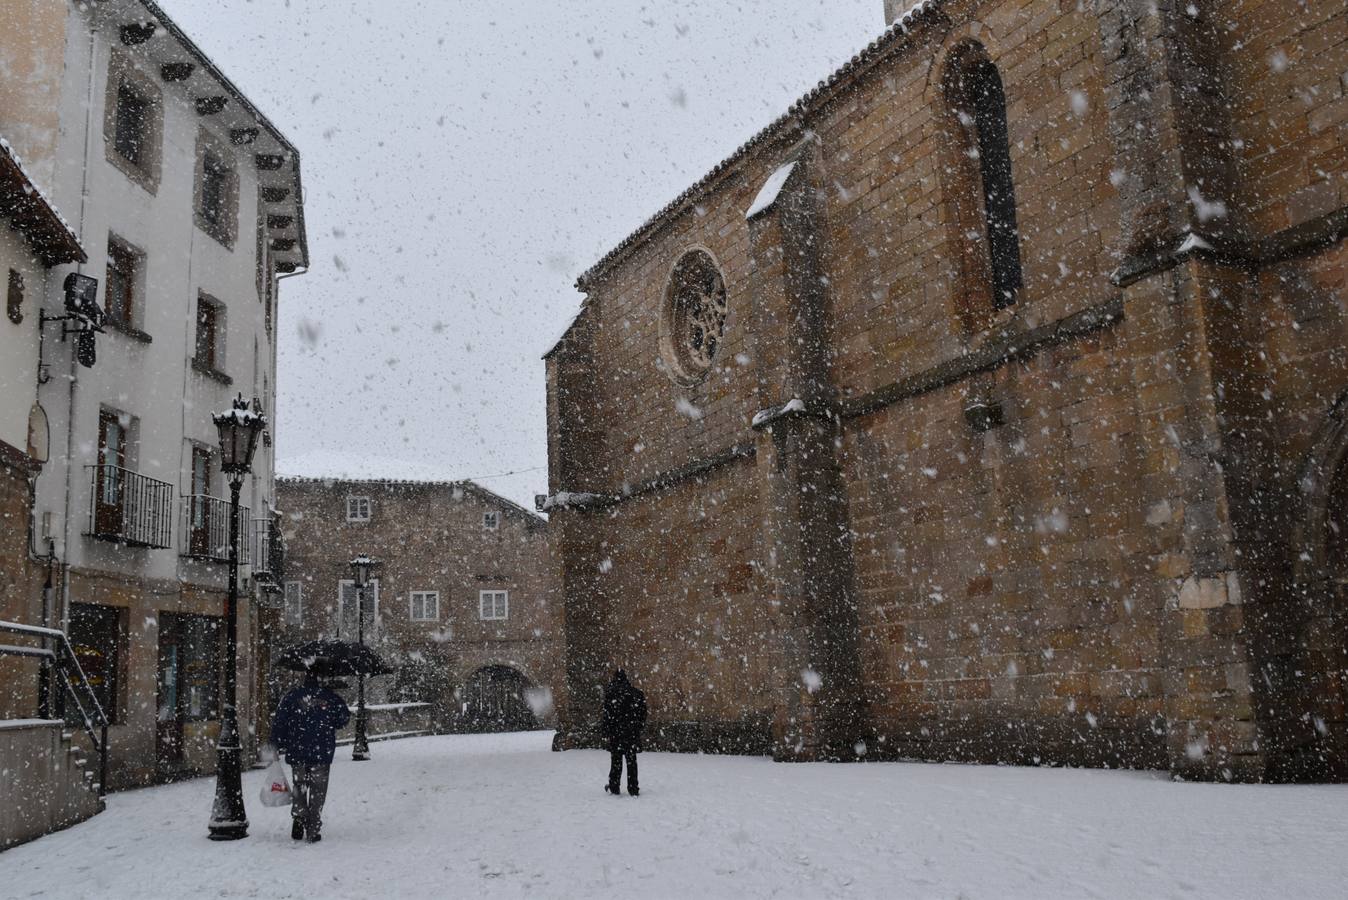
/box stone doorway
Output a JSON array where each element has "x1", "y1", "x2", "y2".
[
  {"x1": 1287, "y1": 396, "x2": 1348, "y2": 780},
  {"x1": 460, "y1": 665, "x2": 538, "y2": 733}
]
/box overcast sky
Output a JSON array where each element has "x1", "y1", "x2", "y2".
[{"x1": 164, "y1": 0, "x2": 887, "y2": 507}]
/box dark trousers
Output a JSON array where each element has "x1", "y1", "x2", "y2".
[
  {"x1": 291, "y1": 763, "x2": 330, "y2": 836},
  {"x1": 608, "y1": 743, "x2": 638, "y2": 793}
]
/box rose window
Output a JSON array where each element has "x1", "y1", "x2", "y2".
[{"x1": 662, "y1": 250, "x2": 728, "y2": 382}]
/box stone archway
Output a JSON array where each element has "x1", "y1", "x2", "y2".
[{"x1": 460, "y1": 665, "x2": 539, "y2": 733}]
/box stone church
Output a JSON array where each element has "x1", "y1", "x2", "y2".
[{"x1": 544, "y1": 0, "x2": 1348, "y2": 781}]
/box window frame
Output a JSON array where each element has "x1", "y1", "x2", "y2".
[
  {"x1": 346, "y1": 495, "x2": 372, "y2": 522},
  {"x1": 193, "y1": 292, "x2": 225, "y2": 374},
  {"x1": 7, "y1": 268, "x2": 23, "y2": 324},
  {"x1": 283, "y1": 581, "x2": 303, "y2": 627},
  {"x1": 199, "y1": 151, "x2": 229, "y2": 228},
  {"x1": 102, "y1": 53, "x2": 163, "y2": 193},
  {"x1": 409, "y1": 590, "x2": 440, "y2": 622},
  {"x1": 478, "y1": 589, "x2": 509, "y2": 621},
  {"x1": 113, "y1": 80, "x2": 150, "y2": 167},
  {"x1": 193, "y1": 129, "x2": 239, "y2": 248},
  {"x1": 482, "y1": 511, "x2": 500, "y2": 531},
  {"x1": 104, "y1": 237, "x2": 141, "y2": 327},
  {"x1": 337, "y1": 578, "x2": 381, "y2": 637}
]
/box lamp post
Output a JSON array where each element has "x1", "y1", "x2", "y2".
[
  {"x1": 207, "y1": 395, "x2": 266, "y2": 841},
  {"x1": 349, "y1": 554, "x2": 380, "y2": 761}
]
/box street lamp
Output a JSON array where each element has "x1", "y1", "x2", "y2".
[
  {"x1": 207, "y1": 394, "x2": 266, "y2": 841},
  {"x1": 349, "y1": 554, "x2": 380, "y2": 761}
]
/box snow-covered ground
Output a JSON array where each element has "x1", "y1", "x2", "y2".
[{"x1": 3, "y1": 732, "x2": 1346, "y2": 899}]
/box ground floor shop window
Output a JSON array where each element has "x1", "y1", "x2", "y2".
[
  {"x1": 68, "y1": 602, "x2": 125, "y2": 725},
  {"x1": 156, "y1": 612, "x2": 222, "y2": 766}
]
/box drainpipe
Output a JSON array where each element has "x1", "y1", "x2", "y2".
[
  {"x1": 58, "y1": 22, "x2": 101, "y2": 633},
  {"x1": 251, "y1": 265, "x2": 304, "y2": 753}
]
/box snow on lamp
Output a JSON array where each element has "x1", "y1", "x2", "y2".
[{"x1": 213, "y1": 393, "x2": 266, "y2": 479}]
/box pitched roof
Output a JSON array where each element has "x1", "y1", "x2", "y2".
[
  {"x1": 276, "y1": 475, "x2": 547, "y2": 527},
  {"x1": 134, "y1": 0, "x2": 309, "y2": 269},
  {"x1": 0, "y1": 137, "x2": 85, "y2": 267}
]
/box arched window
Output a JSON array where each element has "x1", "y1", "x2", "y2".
[{"x1": 947, "y1": 50, "x2": 1023, "y2": 309}]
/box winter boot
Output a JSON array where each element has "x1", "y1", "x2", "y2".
[
  {"x1": 291, "y1": 819, "x2": 304, "y2": 841},
  {"x1": 604, "y1": 783, "x2": 620, "y2": 795},
  {"x1": 305, "y1": 829, "x2": 322, "y2": 843},
  {"x1": 628, "y1": 787, "x2": 639, "y2": 797}
]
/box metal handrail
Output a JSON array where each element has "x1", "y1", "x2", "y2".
[
  {"x1": 0, "y1": 619, "x2": 109, "y2": 796},
  {"x1": 84, "y1": 464, "x2": 174, "y2": 549}
]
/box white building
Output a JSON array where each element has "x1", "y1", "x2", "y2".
[{"x1": 2, "y1": 0, "x2": 309, "y2": 789}]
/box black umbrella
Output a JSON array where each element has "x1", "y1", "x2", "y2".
[{"x1": 275, "y1": 640, "x2": 394, "y2": 677}]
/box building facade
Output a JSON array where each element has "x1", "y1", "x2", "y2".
[
  {"x1": 1, "y1": 0, "x2": 308, "y2": 791},
  {"x1": 276, "y1": 478, "x2": 560, "y2": 733},
  {"x1": 545, "y1": 0, "x2": 1348, "y2": 781},
  {"x1": 0, "y1": 125, "x2": 100, "y2": 850}
]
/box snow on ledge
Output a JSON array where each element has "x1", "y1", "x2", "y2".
[
  {"x1": 751, "y1": 397, "x2": 806, "y2": 428},
  {"x1": 541, "y1": 491, "x2": 609, "y2": 511},
  {"x1": 745, "y1": 161, "x2": 797, "y2": 220},
  {"x1": 364, "y1": 702, "x2": 431, "y2": 711},
  {"x1": 1175, "y1": 231, "x2": 1214, "y2": 255},
  {"x1": 0, "y1": 719, "x2": 64, "y2": 731}
]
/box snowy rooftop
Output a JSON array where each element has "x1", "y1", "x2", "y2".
[
  {"x1": 0, "y1": 136, "x2": 86, "y2": 266},
  {"x1": 744, "y1": 161, "x2": 797, "y2": 220},
  {"x1": 277, "y1": 452, "x2": 545, "y2": 523},
  {"x1": 108, "y1": 0, "x2": 309, "y2": 269},
  {"x1": 3, "y1": 731, "x2": 1345, "y2": 898}
]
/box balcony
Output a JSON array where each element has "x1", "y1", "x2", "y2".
[
  {"x1": 250, "y1": 515, "x2": 280, "y2": 581},
  {"x1": 179, "y1": 494, "x2": 250, "y2": 564},
  {"x1": 85, "y1": 465, "x2": 174, "y2": 549}
]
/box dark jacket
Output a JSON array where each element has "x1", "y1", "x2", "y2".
[
  {"x1": 600, "y1": 672, "x2": 647, "y2": 750},
  {"x1": 272, "y1": 681, "x2": 351, "y2": 766}
]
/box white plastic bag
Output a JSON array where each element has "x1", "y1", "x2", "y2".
[{"x1": 259, "y1": 758, "x2": 292, "y2": 807}]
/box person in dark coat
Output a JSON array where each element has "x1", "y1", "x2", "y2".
[
  {"x1": 272, "y1": 672, "x2": 351, "y2": 842},
  {"x1": 601, "y1": 669, "x2": 647, "y2": 796}
]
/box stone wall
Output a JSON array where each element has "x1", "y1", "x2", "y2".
[
  {"x1": 547, "y1": 0, "x2": 1348, "y2": 780},
  {"x1": 0, "y1": 722, "x2": 103, "y2": 851},
  {"x1": 276, "y1": 478, "x2": 561, "y2": 731}
]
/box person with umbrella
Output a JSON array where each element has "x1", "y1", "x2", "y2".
[{"x1": 272, "y1": 671, "x2": 351, "y2": 842}]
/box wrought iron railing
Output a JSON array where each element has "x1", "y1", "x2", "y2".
[
  {"x1": 0, "y1": 619, "x2": 109, "y2": 796},
  {"x1": 84, "y1": 464, "x2": 173, "y2": 549},
  {"x1": 180, "y1": 494, "x2": 250, "y2": 564},
  {"x1": 251, "y1": 516, "x2": 274, "y2": 579}
]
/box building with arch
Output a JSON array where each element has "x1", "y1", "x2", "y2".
[
  {"x1": 544, "y1": 0, "x2": 1348, "y2": 781},
  {"x1": 275, "y1": 477, "x2": 560, "y2": 734}
]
